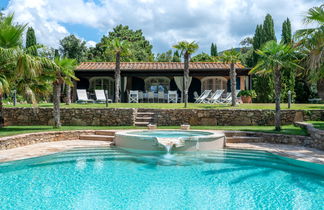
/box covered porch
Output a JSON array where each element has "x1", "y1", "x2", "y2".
[{"x1": 74, "y1": 62, "x2": 251, "y2": 102}]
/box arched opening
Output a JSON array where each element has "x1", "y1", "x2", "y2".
[
  {"x1": 201, "y1": 77, "x2": 228, "y2": 92},
  {"x1": 144, "y1": 77, "x2": 170, "y2": 93}
]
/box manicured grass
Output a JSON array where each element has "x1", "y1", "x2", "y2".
[
  {"x1": 3, "y1": 103, "x2": 324, "y2": 110},
  {"x1": 0, "y1": 125, "x2": 307, "y2": 138},
  {"x1": 307, "y1": 121, "x2": 324, "y2": 130}
]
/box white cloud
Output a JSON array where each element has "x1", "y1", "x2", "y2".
[
  {"x1": 86, "y1": 40, "x2": 96, "y2": 48},
  {"x1": 4, "y1": 0, "x2": 320, "y2": 53}
]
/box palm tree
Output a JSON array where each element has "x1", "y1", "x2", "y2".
[
  {"x1": 295, "y1": 4, "x2": 324, "y2": 99},
  {"x1": 173, "y1": 41, "x2": 199, "y2": 108},
  {"x1": 221, "y1": 49, "x2": 241, "y2": 106},
  {"x1": 105, "y1": 39, "x2": 131, "y2": 103},
  {"x1": 250, "y1": 41, "x2": 301, "y2": 131},
  {"x1": 0, "y1": 74, "x2": 9, "y2": 127},
  {"x1": 52, "y1": 57, "x2": 78, "y2": 128}
]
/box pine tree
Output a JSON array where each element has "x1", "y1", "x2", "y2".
[
  {"x1": 281, "y1": 18, "x2": 295, "y2": 102},
  {"x1": 26, "y1": 27, "x2": 37, "y2": 56}
]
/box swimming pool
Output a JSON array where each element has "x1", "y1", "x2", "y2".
[{"x1": 0, "y1": 148, "x2": 323, "y2": 209}]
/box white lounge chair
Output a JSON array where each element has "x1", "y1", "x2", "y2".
[
  {"x1": 76, "y1": 89, "x2": 94, "y2": 103},
  {"x1": 129, "y1": 90, "x2": 139, "y2": 103},
  {"x1": 208, "y1": 90, "x2": 225, "y2": 103},
  {"x1": 221, "y1": 90, "x2": 241, "y2": 104},
  {"x1": 95, "y1": 90, "x2": 112, "y2": 103},
  {"x1": 195, "y1": 90, "x2": 212, "y2": 103},
  {"x1": 193, "y1": 91, "x2": 199, "y2": 100},
  {"x1": 168, "y1": 91, "x2": 178, "y2": 103}
]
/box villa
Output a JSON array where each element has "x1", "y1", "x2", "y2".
[{"x1": 75, "y1": 62, "x2": 252, "y2": 102}]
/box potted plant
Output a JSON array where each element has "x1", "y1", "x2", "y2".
[{"x1": 238, "y1": 90, "x2": 257, "y2": 103}]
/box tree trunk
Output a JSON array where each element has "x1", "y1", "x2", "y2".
[
  {"x1": 115, "y1": 53, "x2": 121, "y2": 103},
  {"x1": 274, "y1": 68, "x2": 282, "y2": 131},
  {"x1": 53, "y1": 82, "x2": 61, "y2": 128},
  {"x1": 65, "y1": 85, "x2": 71, "y2": 105},
  {"x1": 184, "y1": 53, "x2": 190, "y2": 108},
  {"x1": 317, "y1": 79, "x2": 324, "y2": 100},
  {"x1": 230, "y1": 63, "x2": 237, "y2": 106},
  {"x1": 0, "y1": 93, "x2": 4, "y2": 128}
]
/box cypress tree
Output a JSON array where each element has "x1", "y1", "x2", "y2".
[
  {"x1": 263, "y1": 14, "x2": 276, "y2": 42},
  {"x1": 26, "y1": 27, "x2": 37, "y2": 56},
  {"x1": 281, "y1": 18, "x2": 292, "y2": 44},
  {"x1": 281, "y1": 18, "x2": 295, "y2": 102},
  {"x1": 214, "y1": 43, "x2": 218, "y2": 56},
  {"x1": 210, "y1": 43, "x2": 214, "y2": 56},
  {"x1": 210, "y1": 43, "x2": 218, "y2": 57},
  {"x1": 252, "y1": 14, "x2": 277, "y2": 103}
]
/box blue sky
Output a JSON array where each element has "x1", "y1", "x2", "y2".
[{"x1": 2, "y1": 0, "x2": 322, "y2": 55}]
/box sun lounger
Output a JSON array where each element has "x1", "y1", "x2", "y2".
[
  {"x1": 76, "y1": 89, "x2": 94, "y2": 103},
  {"x1": 95, "y1": 90, "x2": 112, "y2": 103}
]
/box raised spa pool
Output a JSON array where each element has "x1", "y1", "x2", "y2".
[
  {"x1": 114, "y1": 130, "x2": 225, "y2": 152},
  {"x1": 0, "y1": 148, "x2": 323, "y2": 209}
]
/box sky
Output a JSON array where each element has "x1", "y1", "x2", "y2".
[{"x1": 1, "y1": 0, "x2": 322, "y2": 55}]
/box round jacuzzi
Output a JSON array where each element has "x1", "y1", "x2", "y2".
[{"x1": 114, "y1": 130, "x2": 225, "y2": 152}]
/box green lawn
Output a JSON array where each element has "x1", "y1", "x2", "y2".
[
  {"x1": 0, "y1": 125, "x2": 307, "y2": 138},
  {"x1": 3, "y1": 103, "x2": 324, "y2": 110},
  {"x1": 307, "y1": 121, "x2": 324, "y2": 130}
]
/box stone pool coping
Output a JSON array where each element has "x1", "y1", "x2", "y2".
[
  {"x1": 0, "y1": 129, "x2": 323, "y2": 165},
  {"x1": 0, "y1": 140, "x2": 111, "y2": 163},
  {"x1": 0, "y1": 140, "x2": 323, "y2": 166},
  {"x1": 227, "y1": 143, "x2": 324, "y2": 165}
]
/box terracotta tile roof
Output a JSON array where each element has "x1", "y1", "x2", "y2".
[{"x1": 76, "y1": 62, "x2": 246, "y2": 71}]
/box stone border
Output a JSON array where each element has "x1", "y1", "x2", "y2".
[
  {"x1": 294, "y1": 122, "x2": 324, "y2": 143},
  {"x1": 0, "y1": 130, "x2": 96, "y2": 150},
  {"x1": 224, "y1": 130, "x2": 324, "y2": 150}
]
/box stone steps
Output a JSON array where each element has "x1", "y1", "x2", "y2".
[
  {"x1": 135, "y1": 121, "x2": 150, "y2": 126},
  {"x1": 226, "y1": 136, "x2": 262, "y2": 143},
  {"x1": 135, "y1": 111, "x2": 156, "y2": 126},
  {"x1": 79, "y1": 131, "x2": 116, "y2": 141},
  {"x1": 95, "y1": 130, "x2": 116, "y2": 136}
]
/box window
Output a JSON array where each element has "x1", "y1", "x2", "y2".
[
  {"x1": 89, "y1": 77, "x2": 114, "y2": 98},
  {"x1": 201, "y1": 77, "x2": 228, "y2": 92},
  {"x1": 144, "y1": 77, "x2": 170, "y2": 93}
]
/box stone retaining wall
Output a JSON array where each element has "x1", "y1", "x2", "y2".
[
  {"x1": 143, "y1": 109, "x2": 323, "y2": 126},
  {"x1": 0, "y1": 130, "x2": 96, "y2": 150},
  {"x1": 3, "y1": 107, "x2": 324, "y2": 126},
  {"x1": 4, "y1": 108, "x2": 135, "y2": 126},
  {"x1": 294, "y1": 122, "x2": 324, "y2": 148}
]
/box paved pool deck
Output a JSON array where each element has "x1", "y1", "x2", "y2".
[{"x1": 0, "y1": 140, "x2": 323, "y2": 165}]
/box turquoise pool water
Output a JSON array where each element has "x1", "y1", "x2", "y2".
[
  {"x1": 128, "y1": 130, "x2": 213, "y2": 138},
  {"x1": 0, "y1": 148, "x2": 323, "y2": 209}
]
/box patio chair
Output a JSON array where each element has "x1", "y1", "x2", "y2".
[
  {"x1": 208, "y1": 90, "x2": 224, "y2": 103},
  {"x1": 147, "y1": 91, "x2": 154, "y2": 103},
  {"x1": 129, "y1": 90, "x2": 139, "y2": 103},
  {"x1": 95, "y1": 90, "x2": 112, "y2": 104},
  {"x1": 168, "y1": 91, "x2": 178, "y2": 103},
  {"x1": 158, "y1": 91, "x2": 165, "y2": 103},
  {"x1": 138, "y1": 91, "x2": 144, "y2": 103},
  {"x1": 76, "y1": 89, "x2": 94, "y2": 103},
  {"x1": 221, "y1": 90, "x2": 241, "y2": 104},
  {"x1": 193, "y1": 91, "x2": 199, "y2": 100},
  {"x1": 194, "y1": 90, "x2": 212, "y2": 103}
]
